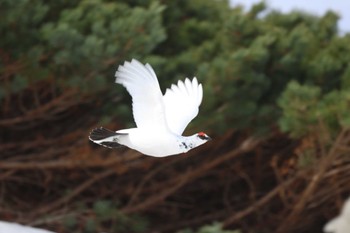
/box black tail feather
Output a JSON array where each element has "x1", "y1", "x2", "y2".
[
  {"x1": 101, "y1": 141, "x2": 123, "y2": 148},
  {"x1": 89, "y1": 127, "x2": 118, "y2": 141},
  {"x1": 89, "y1": 127, "x2": 128, "y2": 149}
]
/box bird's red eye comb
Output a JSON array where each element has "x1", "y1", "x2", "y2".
[{"x1": 198, "y1": 132, "x2": 206, "y2": 136}]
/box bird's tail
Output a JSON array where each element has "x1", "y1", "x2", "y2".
[{"x1": 89, "y1": 127, "x2": 127, "y2": 149}]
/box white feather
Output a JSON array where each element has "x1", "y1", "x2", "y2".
[
  {"x1": 115, "y1": 60, "x2": 203, "y2": 135},
  {"x1": 115, "y1": 59, "x2": 168, "y2": 131},
  {"x1": 89, "y1": 59, "x2": 210, "y2": 157},
  {"x1": 163, "y1": 77, "x2": 203, "y2": 135}
]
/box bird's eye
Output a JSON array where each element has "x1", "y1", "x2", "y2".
[{"x1": 197, "y1": 132, "x2": 211, "y2": 141}]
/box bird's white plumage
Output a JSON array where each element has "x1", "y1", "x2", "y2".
[
  {"x1": 115, "y1": 59, "x2": 168, "y2": 131},
  {"x1": 90, "y1": 59, "x2": 210, "y2": 157},
  {"x1": 115, "y1": 59, "x2": 203, "y2": 135},
  {"x1": 163, "y1": 77, "x2": 203, "y2": 135}
]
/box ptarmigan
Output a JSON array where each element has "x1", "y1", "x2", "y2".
[{"x1": 89, "y1": 59, "x2": 211, "y2": 157}]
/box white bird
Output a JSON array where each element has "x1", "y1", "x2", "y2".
[
  {"x1": 324, "y1": 197, "x2": 350, "y2": 233},
  {"x1": 0, "y1": 221, "x2": 54, "y2": 233},
  {"x1": 89, "y1": 59, "x2": 211, "y2": 157}
]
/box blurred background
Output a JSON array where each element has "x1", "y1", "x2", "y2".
[{"x1": 1, "y1": 0, "x2": 350, "y2": 232}]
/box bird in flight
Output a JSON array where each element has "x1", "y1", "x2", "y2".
[{"x1": 89, "y1": 59, "x2": 211, "y2": 157}]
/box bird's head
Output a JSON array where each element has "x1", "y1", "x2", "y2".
[
  {"x1": 196, "y1": 132, "x2": 211, "y2": 144},
  {"x1": 181, "y1": 132, "x2": 211, "y2": 153}
]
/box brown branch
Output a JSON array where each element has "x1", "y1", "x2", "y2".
[
  {"x1": 0, "y1": 170, "x2": 16, "y2": 180},
  {"x1": 32, "y1": 169, "x2": 116, "y2": 217},
  {"x1": 222, "y1": 170, "x2": 303, "y2": 228},
  {"x1": 122, "y1": 136, "x2": 264, "y2": 214},
  {"x1": 0, "y1": 149, "x2": 141, "y2": 170},
  {"x1": 276, "y1": 129, "x2": 348, "y2": 233},
  {"x1": 127, "y1": 155, "x2": 189, "y2": 206},
  {"x1": 121, "y1": 171, "x2": 190, "y2": 214},
  {"x1": 158, "y1": 210, "x2": 228, "y2": 232},
  {"x1": 0, "y1": 90, "x2": 83, "y2": 127}
]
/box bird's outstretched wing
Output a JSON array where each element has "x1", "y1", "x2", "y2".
[
  {"x1": 115, "y1": 59, "x2": 168, "y2": 130},
  {"x1": 163, "y1": 78, "x2": 203, "y2": 135}
]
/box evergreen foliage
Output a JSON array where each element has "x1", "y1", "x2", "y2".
[
  {"x1": 2, "y1": 0, "x2": 349, "y2": 135},
  {"x1": 1, "y1": 0, "x2": 350, "y2": 232},
  {"x1": 1, "y1": 0, "x2": 165, "y2": 123}
]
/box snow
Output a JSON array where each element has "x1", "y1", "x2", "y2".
[{"x1": 0, "y1": 221, "x2": 54, "y2": 233}]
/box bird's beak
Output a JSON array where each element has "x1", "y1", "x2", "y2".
[{"x1": 206, "y1": 136, "x2": 212, "y2": 141}]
